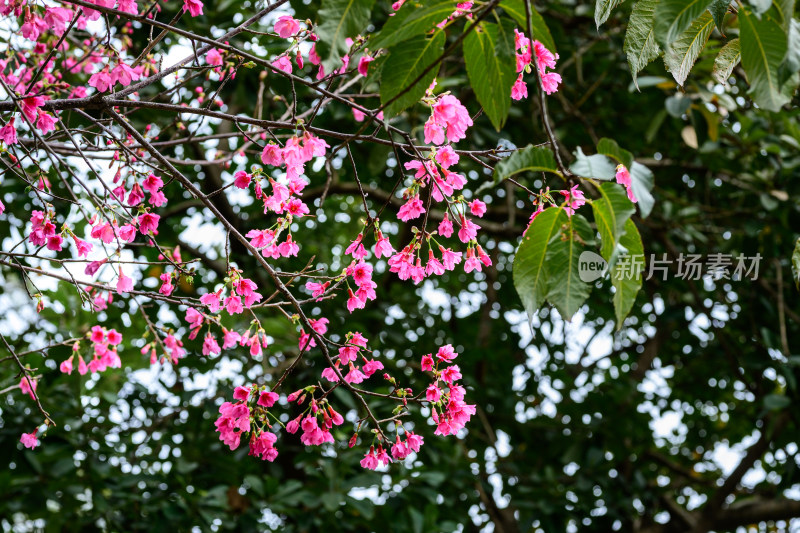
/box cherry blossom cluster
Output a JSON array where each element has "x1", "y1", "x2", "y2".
[
  {"x1": 191, "y1": 271, "x2": 269, "y2": 357},
  {"x1": 320, "y1": 332, "x2": 382, "y2": 385},
  {"x1": 216, "y1": 385, "x2": 280, "y2": 461},
  {"x1": 512, "y1": 29, "x2": 561, "y2": 100},
  {"x1": 0, "y1": 0, "x2": 574, "y2": 472},
  {"x1": 421, "y1": 345, "x2": 475, "y2": 436},
  {"x1": 211, "y1": 343, "x2": 471, "y2": 470},
  {"x1": 59, "y1": 326, "x2": 124, "y2": 376}
]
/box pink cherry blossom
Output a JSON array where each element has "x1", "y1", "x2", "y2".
[
  {"x1": 374, "y1": 233, "x2": 394, "y2": 258},
  {"x1": 183, "y1": 0, "x2": 204, "y2": 17},
  {"x1": 457, "y1": 216, "x2": 479, "y2": 243},
  {"x1": 357, "y1": 55, "x2": 374, "y2": 76},
  {"x1": 206, "y1": 48, "x2": 223, "y2": 66},
  {"x1": 203, "y1": 333, "x2": 221, "y2": 356},
  {"x1": 274, "y1": 16, "x2": 300, "y2": 39},
  {"x1": 511, "y1": 76, "x2": 528, "y2": 101},
  {"x1": 426, "y1": 384, "x2": 441, "y2": 402},
  {"x1": 116, "y1": 270, "x2": 133, "y2": 294},
  {"x1": 60, "y1": 357, "x2": 74, "y2": 375},
  {"x1": 249, "y1": 430, "x2": 278, "y2": 461},
  {"x1": 110, "y1": 63, "x2": 140, "y2": 86},
  {"x1": 541, "y1": 72, "x2": 562, "y2": 95},
  {"x1": 225, "y1": 295, "x2": 244, "y2": 315},
  {"x1": 258, "y1": 391, "x2": 279, "y2": 408},
  {"x1": 272, "y1": 56, "x2": 293, "y2": 74},
  {"x1": 47, "y1": 234, "x2": 63, "y2": 251},
  {"x1": 398, "y1": 195, "x2": 425, "y2": 221},
  {"x1": 138, "y1": 212, "x2": 160, "y2": 234},
  {"x1": 261, "y1": 143, "x2": 284, "y2": 166},
  {"x1": 469, "y1": 199, "x2": 487, "y2": 217},
  {"x1": 88, "y1": 69, "x2": 113, "y2": 92},
  {"x1": 36, "y1": 112, "x2": 57, "y2": 133},
  {"x1": 20, "y1": 431, "x2": 39, "y2": 449},
  {"x1": 435, "y1": 145, "x2": 459, "y2": 168},
  {"x1": 233, "y1": 170, "x2": 251, "y2": 189},
  {"x1": 360, "y1": 446, "x2": 379, "y2": 470},
  {"x1": 615, "y1": 164, "x2": 638, "y2": 203},
  {"x1": 19, "y1": 376, "x2": 37, "y2": 400},
  {"x1": 0, "y1": 118, "x2": 17, "y2": 145},
  {"x1": 438, "y1": 214, "x2": 454, "y2": 237},
  {"x1": 560, "y1": 184, "x2": 586, "y2": 216}
]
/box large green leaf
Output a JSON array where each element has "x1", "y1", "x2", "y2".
[
  {"x1": 370, "y1": 1, "x2": 455, "y2": 49},
  {"x1": 513, "y1": 207, "x2": 568, "y2": 319},
  {"x1": 782, "y1": 19, "x2": 800, "y2": 74},
  {"x1": 712, "y1": 38, "x2": 741, "y2": 84},
  {"x1": 591, "y1": 183, "x2": 636, "y2": 262},
  {"x1": 543, "y1": 214, "x2": 593, "y2": 320},
  {"x1": 596, "y1": 0, "x2": 624, "y2": 28},
  {"x1": 708, "y1": 0, "x2": 730, "y2": 32},
  {"x1": 499, "y1": 0, "x2": 557, "y2": 53},
  {"x1": 611, "y1": 219, "x2": 644, "y2": 325},
  {"x1": 597, "y1": 137, "x2": 634, "y2": 169},
  {"x1": 739, "y1": 7, "x2": 790, "y2": 111},
  {"x1": 654, "y1": 0, "x2": 715, "y2": 48},
  {"x1": 464, "y1": 21, "x2": 517, "y2": 130},
  {"x1": 380, "y1": 31, "x2": 445, "y2": 117},
  {"x1": 663, "y1": 12, "x2": 715, "y2": 86},
  {"x1": 630, "y1": 161, "x2": 655, "y2": 218},
  {"x1": 774, "y1": 0, "x2": 796, "y2": 29},
  {"x1": 570, "y1": 147, "x2": 617, "y2": 180},
  {"x1": 492, "y1": 145, "x2": 560, "y2": 183},
  {"x1": 316, "y1": 0, "x2": 377, "y2": 73},
  {"x1": 624, "y1": 0, "x2": 661, "y2": 86}
]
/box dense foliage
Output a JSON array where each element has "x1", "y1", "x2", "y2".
[{"x1": 1, "y1": 0, "x2": 799, "y2": 531}]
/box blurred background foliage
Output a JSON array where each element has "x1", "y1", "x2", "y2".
[{"x1": 1, "y1": 0, "x2": 800, "y2": 531}]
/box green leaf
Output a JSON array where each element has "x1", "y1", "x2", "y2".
[
  {"x1": 346, "y1": 496, "x2": 376, "y2": 520},
  {"x1": 708, "y1": 0, "x2": 730, "y2": 32},
  {"x1": 624, "y1": 0, "x2": 661, "y2": 86},
  {"x1": 654, "y1": 0, "x2": 715, "y2": 47},
  {"x1": 316, "y1": 0, "x2": 377, "y2": 73},
  {"x1": 492, "y1": 145, "x2": 560, "y2": 183},
  {"x1": 783, "y1": 19, "x2": 800, "y2": 74},
  {"x1": 370, "y1": 1, "x2": 455, "y2": 49},
  {"x1": 763, "y1": 393, "x2": 791, "y2": 410},
  {"x1": 544, "y1": 214, "x2": 593, "y2": 320},
  {"x1": 774, "y1": 0, "x2": 796, "y2": 29},
  {"x1": 499, "y1": 0, "x2": 557, "y2": 53},
  {"x1": 791, "y1": 237, "x2": 800, "y2": 289},
  {"x1": 645, "y1": 108, "x2": 668, "y2": 143},
  {"x1": 570, "y1": 147, "x2": 617, "y2": 180},
  {"x1": 321, "y1": 492, "x2": 341, "y2": 512},
  {"x1": 592, "y1": 183, "x2": 636, "y2": 262},
  {"x1": 665, "y1": 93, "x2": 692, "y2": 117},
  {"x1": 630, "y1": 161, "x2": 655, "y2": 218},
  {"x1": 597, "y1": 138, "x2": 634, "y2": 169},
  {"x1": 663, "y1": 12, "x2": 715, "y2": 86},
  {"x1": 712, "y1": 38, "x2": 741, "y2": 84},
  {"x1": 380, "y1": 31, "x2": 445, "y2": 117},
  {"x1": 596, "y1": 0, "x2": 623, "y2": 27},
  {"x1": 611, "y1": 219, "x2": 644, "y2": 325},
  {"x1": 513, "y1": 207, "x2": 568, "y2": 319},
  {"x1": 739, "y1": 7, "x2": 791, "y2": 111},
  {"x1": 464, "y1": 20, "x2": 517, "y2": 130}
]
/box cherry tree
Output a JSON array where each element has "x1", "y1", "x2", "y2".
[{"x1": 2, "y1": 0, "x2": 800, "y2": 527}]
